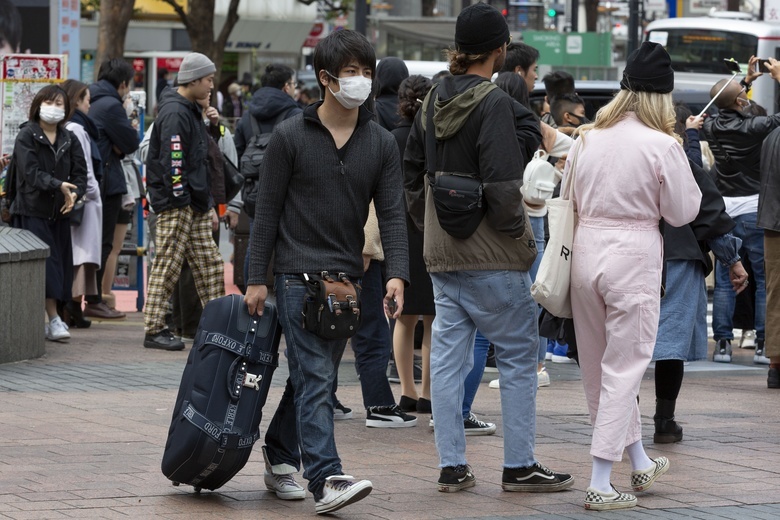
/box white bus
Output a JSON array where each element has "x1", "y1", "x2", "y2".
[{"x1": 645, "y1": 17, "x2": 780, "y2": 113}]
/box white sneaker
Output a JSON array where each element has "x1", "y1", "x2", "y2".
[
  {"x1": 489, "y1": 378, "x2": 500, "y2": 389},
  {"x1": 537, "y1": 366, "x2": 551, "y2": 388},
  {"x1": 46, "y1": 316, "x2": 70, "y2": 341},
  {"x1": 314, "y1": 475, "x2": 372, "y2": 514},
  {"x1": 262, "y1": 446, "x2": 305, "y2": 500}
]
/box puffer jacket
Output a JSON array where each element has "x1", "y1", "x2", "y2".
[
  {"x1": 702, "y1": 108, "x2": 780, "y2": 197},
  {"x1": 11, "y1": 121, "x2": 87, "y2": 220},
  {"x1": 404, "y1": 74, "x2": 537, "y2": 273}
]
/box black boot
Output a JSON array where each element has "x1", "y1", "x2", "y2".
[
  {"x1": 65, "y1": 300, "x2": 91, "y2": 329},
  {"x1": 653, "y1": 398, "x2": 682, "y2": 443}
]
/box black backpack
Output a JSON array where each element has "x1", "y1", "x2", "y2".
[
  {"x1": 240, "y1": 111, "x2": 287, "y2": 218},
  {"x1": 0, "y1": 154, "x2": 17, "y2": 223}
]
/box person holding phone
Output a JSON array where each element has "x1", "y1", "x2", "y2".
[
  {"x1": 9, "y1": 85, "x2": 88, "y2": 341},
  {"x1": 702, "y1": 55, "x2": 780, "y2": 366}
]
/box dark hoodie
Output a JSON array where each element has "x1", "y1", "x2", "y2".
[
  {"x1": 234, "y1": 86, "x2": 302, "y2": 159},
  {"x1": 145, "y1": 88, "x2": 212, "y2": 214},
  {"x1": 88, "y1": 79, "x2": 139, "y2": 197},
  {"x1": 374, "y1": 57, "x2": 409, "y2": 131}
]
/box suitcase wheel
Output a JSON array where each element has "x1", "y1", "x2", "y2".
[{"x1": 194, "y1": 487, "x2": 202, "y2": 493}]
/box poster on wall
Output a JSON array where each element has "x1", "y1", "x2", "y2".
[{"x1": 0, "y1": 54, "x2": 66, "y2": 156}]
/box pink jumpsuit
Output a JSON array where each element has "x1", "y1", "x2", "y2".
[{"x1": 565, "y1": 113, "x2": 702, "y2": 461}]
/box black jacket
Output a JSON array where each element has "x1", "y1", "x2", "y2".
[
  {"x1": 374, "y1": 57, "x2": 409, "y2": 131},
  {"x1": 702, "y1": 108, "x2": 780, "y2": 197},
  {"x1": 146, "y1": 89, "x2": 212, "y2": 214},
  {"x1": 759, "y1": 126, "x2": 780, "y2": 232},
  {"x1": 88, "y1": 80, "x2": 139, "y2": 197},
  {"x1": 11, "y1": 121, "x2": 87, "y2": 220},
  {"x1": 234, "y1": 87, "x2": 302, "y2": 159},
  {"x1": 663, "y1": 160, "x2": 735, "y2": 276}
]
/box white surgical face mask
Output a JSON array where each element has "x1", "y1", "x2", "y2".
[
  {"x1": 327, "y1": 72, "x2": 372, "y2": 110},
  {"x1": 39, "y1": 105, "x2": 65, "y2": 124}
]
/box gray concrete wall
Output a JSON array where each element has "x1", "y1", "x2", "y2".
[{"x1": 0, "y1": 227, "x2": 49, "y2": 364}]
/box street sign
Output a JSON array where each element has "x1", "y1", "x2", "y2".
[{"x1": 523, "y1": 31, "x2": 612, "y2": 67}]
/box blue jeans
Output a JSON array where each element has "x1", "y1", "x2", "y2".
[
  {"x1": 266, "y1": 274, "x2": 348, "y2": 498},
  {"x1": 462, "y1": 330, "x2": 489, "y2": 418},
  {"x1": 529, "y1": 216, "x2": 547, "y2": 364},
  {"x1": 430, "y1": 270, "x2": 539, "y2": 469},
  {"x1": 349, "y1": 260, "x2": 396, "y2": 408},
  {"x1": 264, "y1": 377, "x2": 301, "y2": 470},
  {"x1": 712, "y1": 213, "x2": 765, "y2": 341}
]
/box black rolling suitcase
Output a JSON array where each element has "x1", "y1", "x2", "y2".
[{"x1": 161, "y1": 294, "x2": 282, "y2": 491}]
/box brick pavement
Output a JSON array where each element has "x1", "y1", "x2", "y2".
[{"x1": 0, "y1": 295, "x2": 779, "y2": 519}]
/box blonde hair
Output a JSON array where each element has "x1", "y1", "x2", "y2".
[
  {"x1": 577, "y1": 89, "x2": 681, "y2": 145},
  {"x1": 444, "y1": 48, "x2": 491, "y2": 75}
]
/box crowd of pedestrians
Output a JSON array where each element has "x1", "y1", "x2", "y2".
[{"x1": 4, "y1": 0, "x2": 780, "y2": 516}]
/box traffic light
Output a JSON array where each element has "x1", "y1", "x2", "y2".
[{"x1": 547, "y1": 3, "x2": 565, "y2": 20}]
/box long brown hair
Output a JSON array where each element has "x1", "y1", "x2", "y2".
[{"x1": 60, "y1": 79, "x2": 89, "y2": 120}]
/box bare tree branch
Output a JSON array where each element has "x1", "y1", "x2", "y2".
[
  {"x1": 216, "y1": 0, "x2": 241, "y2": 51},
  {"x1": 159, "y1": 0, "x2": 192, "y2": 32}
]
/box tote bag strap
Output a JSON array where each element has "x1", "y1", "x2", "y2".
[{"x1": 560, "y1": 140, "x2": 582, "y2": 201}]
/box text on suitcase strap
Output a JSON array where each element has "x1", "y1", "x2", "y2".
[
  {"x1": 182, "y1": 402, "x2": 259, "y2": 450},
  {"x1": 204, "y1": 331, "x2": 278, "y2": 366}
]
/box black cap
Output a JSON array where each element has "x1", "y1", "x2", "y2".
[
  {"x1": 620, "y1": 41, "x2": 674, "y2": 94},
  {"x1": 455, "y1": 3, "x2": 510, "y2": 55}
]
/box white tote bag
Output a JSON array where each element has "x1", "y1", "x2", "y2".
[{"x1": 530, "y1": 144, "x2": 580, "y2": 319}]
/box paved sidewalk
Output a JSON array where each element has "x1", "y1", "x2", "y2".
[{"x1": 0, "y1": 300, "x2": 779, "y2": 519}]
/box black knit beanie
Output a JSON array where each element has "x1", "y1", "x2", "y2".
[
  {"x1": 620, "y1": 41, "x2": 674, "y2": 93},
  {"x1": 455, "y1": 2, "x2": 510, "y2": 55}
]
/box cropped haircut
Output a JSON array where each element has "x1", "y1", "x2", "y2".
[
  {"x1": 501, "y1": 42, "x2": 539, "y2": 74},
  {"x1": 0, "y1": 0, "x2": 21, "y2": 52},
  {"x1": 29, "y1": 85, "x2": 70, "y2": 127},
  {"x1": 313, "y1": 30, "x2": 376, "y2": 95},
  {"x1": 542, "y1": 71, "x2": 575, "y2": 102},
  {"x1": 551, "y1": 93, "x2": 585, "y2": 126},
  {"x1": 261, "y1": 63, "x2": 295, "y2": 90},
  {"x1": 97, "y1": 58, "x2": 134, "y2": 90},
  {"x1": 60, "y1": 79, "x2": 89, "y2": 120},
  {"x1": 579, "y1": 89, "x2": 680, "y2": 145},
  {"x1": 494, "y1": 71, "x2": 530, "y2": 109},
  {"x1": 397, "y1": 75, "x2": 432, "y2": 122}
]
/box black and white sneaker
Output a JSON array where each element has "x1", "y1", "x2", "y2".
[
  {"x1": 754, "y1": 339, "x2": 771, "y2": 365},
  {"x1": 463, "y1": 412, "x2": 496, "y2": 436},
  {"x1": 501, "y1": 462, "x2": 574, "y2": 492},
  {"x1": 713, "y1": 339, "x2": 732, "y2": 363},
  {"x1": 387, "y1": 357, "x2": 422, "y2": 383},
  {"x1": 438, "y1": 464, "x2": 476, "y2": 493},
  {"x1": 314, "y1": 475, "x2": 372, "y2": 514},
  {"x1": 334, "y1": 401, "x2": 353, "y2": 420},
  {"x1": 365, "y1": 405, "x2": 417, "y2": 428},
  {"x1": 484, "y1": 344, "x2": 498, "y2": 373}
]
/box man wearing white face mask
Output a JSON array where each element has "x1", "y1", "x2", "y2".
[{"x1": 243, "y1": 30, "x2": 409, "y2": 515}]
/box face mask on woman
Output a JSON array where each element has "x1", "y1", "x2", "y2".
[
  {"x1": 326, "y1": 72, "x2": 372, "y2": 110},
  {"x1": 39, "y1": 105, "x2": 65, "y2": 124}
]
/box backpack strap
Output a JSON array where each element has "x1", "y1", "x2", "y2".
[{"x1": 424, "y1": 86, "x2": 438, "y2": 184}]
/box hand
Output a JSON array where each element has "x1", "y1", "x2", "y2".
[
  {"x1": 211, "y1": 209, "x2": 219, "y2": 231},
  {"x1": 746, "y1": 55, "x2": 763, "y2": 83},
  {"x1": 204, "y1": 106, "x2": 220, "y2": 126},
  {"x1": 555, "y1": 153, "x2": 567, "y2": 172},
  {"x1": 685, "y1": 115, "x2": 703, "y2": 130},
  {"x1": 767, "y1": 57, "x2": 780, "y2": 81},
  {"x1": 244, "y1": 284, "x2": 268, "y2": 316},
  {"x1": 224, "y1": 210, "x2": 239, "y2": 229},
  {"x1": 362, "y1": 254, "x2": 371, "y2": 272},
  {"x1": 729, "y1": 261, "x2": 749, "y2": 294},
  {"x1": 59, "y1": 182, "x2": 77, "y2": 214},
  {"x1": 384, "y1": 278, "x2": 405, "y2": 319}
]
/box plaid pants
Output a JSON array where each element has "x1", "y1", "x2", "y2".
[{"x1": 144, "y1": 206, "x2": 224, "y2": 334}]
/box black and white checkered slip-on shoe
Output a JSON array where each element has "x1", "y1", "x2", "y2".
[
  {"x1": 630, "y1": 456, "x2": 670, "y2": 492},
  {"x1": 584, "y1": 485, "x2": 637, "y2": 511}
]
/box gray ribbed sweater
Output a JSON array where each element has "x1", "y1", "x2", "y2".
[{"x1": 247, "y1": 103, "x2": 409, "y2": 285}]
